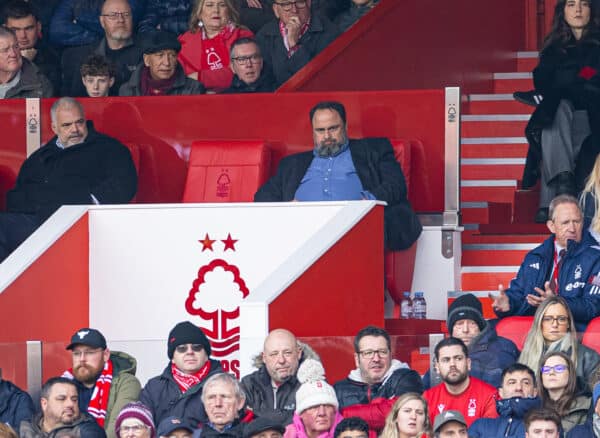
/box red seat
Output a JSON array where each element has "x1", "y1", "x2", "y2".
[
  {"x1": 495, "y1": 316, "x2": 534, "y2": 350},
  {"x1": 182, "y1": 140, "x2": 271, "y2": 203},
  {"x1": 582, "y1": 317, "x2": 600, "y2": 354},
  {"x1": 385, "y1": 139, "x2": 416, "y2": 316},
  {"x1": 123, "y1": 142, "x2": 141, "y2": 203}
]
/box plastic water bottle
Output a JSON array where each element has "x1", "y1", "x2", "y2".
[
  {"x1": 413, "y1": 292, "x2": 427, "y2": 319},
  {"x1": 401, "y1": 291, "x2": 413, "y2": 319}
]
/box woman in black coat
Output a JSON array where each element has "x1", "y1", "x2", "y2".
[{"x1": 522, "y1": 0, "x2": 600, "y2": 222}]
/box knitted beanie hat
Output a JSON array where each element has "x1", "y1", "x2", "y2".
[
  {"x1": 294, "y1": 359, "x2": 338, "y2": 414},
  {"x1": 167, "y1": 321, "x2": 212, "y2": 359},
  {"x1": 115, "y1": 402, "x2": 155, "y2": 438},
  {"x1": 447, "y1": 293, "x2": 486, "y2": 334}
]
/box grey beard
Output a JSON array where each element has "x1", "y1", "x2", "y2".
[{"x1": 315, "y1": 142, "x2": 342, "y2": 158}]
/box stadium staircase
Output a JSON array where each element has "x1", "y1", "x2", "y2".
[{"x1": 459, "y1": 51, "x2": 550, "y2": 313}]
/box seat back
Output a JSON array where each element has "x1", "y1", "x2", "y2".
[
  {"x1": 495, "y1": 316, "x2": 534, "y2": 350},
  {"x1": 390, "y1": 138, "x2": 411, "y2": 195},
  {"x1": 123, "y1": 142, "x2": 141, "y2": 203},
  {"x1": 582, "y1": 316, "x2": 600, "y2": 354},
  {"x1": 182, "y1": 140, "x2": 271, "y2": 203}
]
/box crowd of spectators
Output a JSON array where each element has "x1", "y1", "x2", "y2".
[
  {"x1": 0, "y1": 0, "x2": 381, "y2": 99},
  {"x1": 4, "y1": 293, "x2": 600, "y2": 438}
]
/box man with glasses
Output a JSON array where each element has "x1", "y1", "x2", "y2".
[
  {"x1": 140, "y1": 321, "x2": 223, "y2": 428},
  {"x1": 19, "y1": 377, "x2": 106, "y2": 437},
  {"x1": 225, "y1": 37, "x2": 275, "y2": 93},
  {"x1": 255, "y1": 0, "x2": 339, "y2": 87},
  {"x1": 60, "y1": 0, "x2": 142, "y2": 96},
  {"x1": 423, "y1": 337, "x2": 497, "y2": 427},
  {"x1": 333, "y1": 326, "x2": 423, "y2": 433},
  {"x1": 63, "y1": 327, "x2": 141, "y2": 438},
  {"x1": 490, "y1": 194, "x2": 600, "y2": 331},
  {"x1": 241, "y1": 329, "x2": 319, "y2": 425}
]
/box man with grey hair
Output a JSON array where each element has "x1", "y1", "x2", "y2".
[
  {"x1": 0, "y1": 26, "x2": 52, "y2": 98},
  {"x1": 0, "y1": 96, "x2": 137, "y2": 262},
  {"x1": 197, "y1": 373, "x2": 247, "y2": 438},
  {"x1": 224, "y1": 38, "x2": 275, "y2": 94},
  {"x1": 491, "y1": 194, "x2": 600, "y2": 331}
]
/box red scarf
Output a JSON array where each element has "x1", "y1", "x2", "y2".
[
  {"x1": 62, "y1": 359, "x2": 113, "y2": 427},
  {"x1": 279, "y1": 19, "x2": 310, "y2": 57},
  {"x1": 171, "y1": 361, "x2": 211, "y2": 393},
  {"x1": 200, "y1": 24, "x2": 236, "y2": 74},
  {"x1": 140, "y1": 66, "x2": 176, "y2": 96}
]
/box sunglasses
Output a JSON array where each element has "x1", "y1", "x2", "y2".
[
  {"x1": 541, "y1": 364, "x2": 568, "y2": 374},
  {"x1": 175, "y1": 344, "x2": 204, "y2": 354}
]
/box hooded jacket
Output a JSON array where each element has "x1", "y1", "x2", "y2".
[
  {"x1": 240, "y1": 342, "x2": 319, "y2": 425},
  {"x1": 0, "y1": 379, "x2": 34, "y2": 434},
  {"x1": 140, "y1": 359, "x2": 224, "y2": 428},
  {"x1": 333, "y1": 359, "x2": 423, "y2": 431},
  {"x1": 283, "y1": 411, "x2": 343, "y2": 438},
  {"x1": 423, "y1": 324, "x2": 519, "y2": 389},
  {"x1": 19, "y1": 412, "x2": 107, "y2": 438},
  {"x1": 494, "y1": 233, "x2": 600, "y2": 331},
  {"x1": 469, "y1": 396, "x2": 541, "y2": 438},
  {"x1": 69, "y1": 351, "x2": 141, "y2": 438}
]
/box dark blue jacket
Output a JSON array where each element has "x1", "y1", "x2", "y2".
[
  {"x1": 567, "y1": 414, "x2": 596, "y2": 438},
  {"x1": 139, "y1": 359, "x2": 223, "y2": 428},
  {"x1": 423, "y1": 325, "x2": 519, "y2": 389},
  {"x1": 137, "y1": 0, "x2": 192, "y2": 35},
  {"x1": 49, "y1": 0, "x2": 145, "y2": 47},
  {"x1": 0, "y1": 380, "x2": 34, "y2": 434},
  {"x1": 469, "y1": 396, "x2": 541, "y2": 438},
  {"x1": 495, "y1": 233, "x2": 600, "y2": 331}
]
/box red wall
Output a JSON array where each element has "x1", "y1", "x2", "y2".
[
  {"x1": 280, "y1": 0, "x2": 526, "y2": 94},
  {"x1": 0, "y1": 90, "x2": 446, "y2": 213}
]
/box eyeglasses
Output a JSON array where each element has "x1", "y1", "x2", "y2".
[
  {"x1": 118, "y1": 424, "x2": 149, "y2": 435},
  {"x1": 541, "y1": 315, "x2": 569, "y2": 325},
  {"x1": 231, "y1": 54, "x2": 262, "y2": 65},
  {"x1": 358, "y1": 348, "x2": 389, "y2": 359},
  {"x1": 101, "y1": 12, "x2": 131, "y2": 21},
  {"x1": 175, "y1": 344, "x2": 204, "y2": 354},
  {"x1": 274, "y1": 0, "x2": 307, "y2": 11},
  {"x1": 541, "y1": 364, "x2": 568, "y2": 374},
  {"x1": 72, "y1": 348, "x2": 103, "y2": 359}
]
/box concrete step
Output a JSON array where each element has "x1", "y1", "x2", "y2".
[
  {"x1": 461, "y1": 137, "x2": 528, "y2": 159},
  {"x1": 493, "y1": 73, "x2": 534, "y2": 93},
  {"x1": 462, "y1": 115, "x2": 529, "y2": 138}
]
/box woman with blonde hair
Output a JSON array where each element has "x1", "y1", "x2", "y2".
[
  {"x1": 537, "y1": 351, "x2": 590, "y2": 432},
  {"x1": 519, "y1": 296, "x2": 600, "y2": 391},
  {"x1": 178, "y1": 0, "x2": 254, "y2": 92},
  {"x1": 379, "y1": 393, "x2": 431, "y2": 438},
  {"x1": 580, "y1": 153, "x2": 600, "y2": 231}
]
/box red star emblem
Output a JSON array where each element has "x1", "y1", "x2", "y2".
[
  {"x1": 222, "y1": 233, "x2": 238, "y2": 251},
  {"x1": 199, "y1": 233, "x2": 215, "y2": 252}
]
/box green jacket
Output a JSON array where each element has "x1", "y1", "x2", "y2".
[
  {"x1": 561, "y1": 394, "x2": 591, "y2": 433},
  {"x1": 105, "y1": 351, "x2": 142, "y2": 438}
]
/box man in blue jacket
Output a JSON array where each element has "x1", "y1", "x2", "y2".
[
  {"x1": 469, "y1": 363, "x2": 540, "y2": 438},
  {"x1": 0, "y1": 378, "x2": 34, "y2": 434},
  {"x1": 491, "y1": 194, "x2": 600, "y2": 331}
]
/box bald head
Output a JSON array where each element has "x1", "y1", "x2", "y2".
[{"x1": 262, "y1": 329, "x2": 302, "y2": 383}]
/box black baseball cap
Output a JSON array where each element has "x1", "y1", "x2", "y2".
[
  {"x1": 157, "y1": 416, "x2": 194, "y2": 436},
  {"x1": 66, "y1": 328, "x2": 107, "y2": 350},
  {"x1": 244, "y1": 418, "x2": 285, "y2": 438}
]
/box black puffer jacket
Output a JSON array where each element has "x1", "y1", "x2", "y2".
[
  {"x1": 139, "y1": 359, "x2": 223, "y2": 428},
  {"x1": 240, "y1": 342, "x2": 319, "y2": 425},
  {"x1": 333, "y1": 359, "x2": 423, "y2": 408},
  {"x1": 0, "y1": 379, "x2": 34, "y2": 434},
  {"x1": 137, "y1": 0, "x2": 193, "y2": 35}
]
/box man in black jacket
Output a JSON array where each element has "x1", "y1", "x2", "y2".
[
  {"x1": 60, "y1": 0, "x2": 142, "y2": 96},
  {"x1": 333, "y1": 326, "x2": 423, "y2": 432},
  {"x1": 254, "y1": 100, "x2": 422, "y2": 251},
  {"x1": 225, "y1": 37, "x2": 275, "y2": 93},
  {"x1": 241, "y1": 329, "x2": 316, "y2": 425},
  {"x1": 0, "y1": 96, "x2": 137, "y2": 262},
  {"x1": 256, "y1": 0, "x2": 339, "y2": 87},
  {"x1": 140, "y1": 321, "x2": 224, "y2": 428}
]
